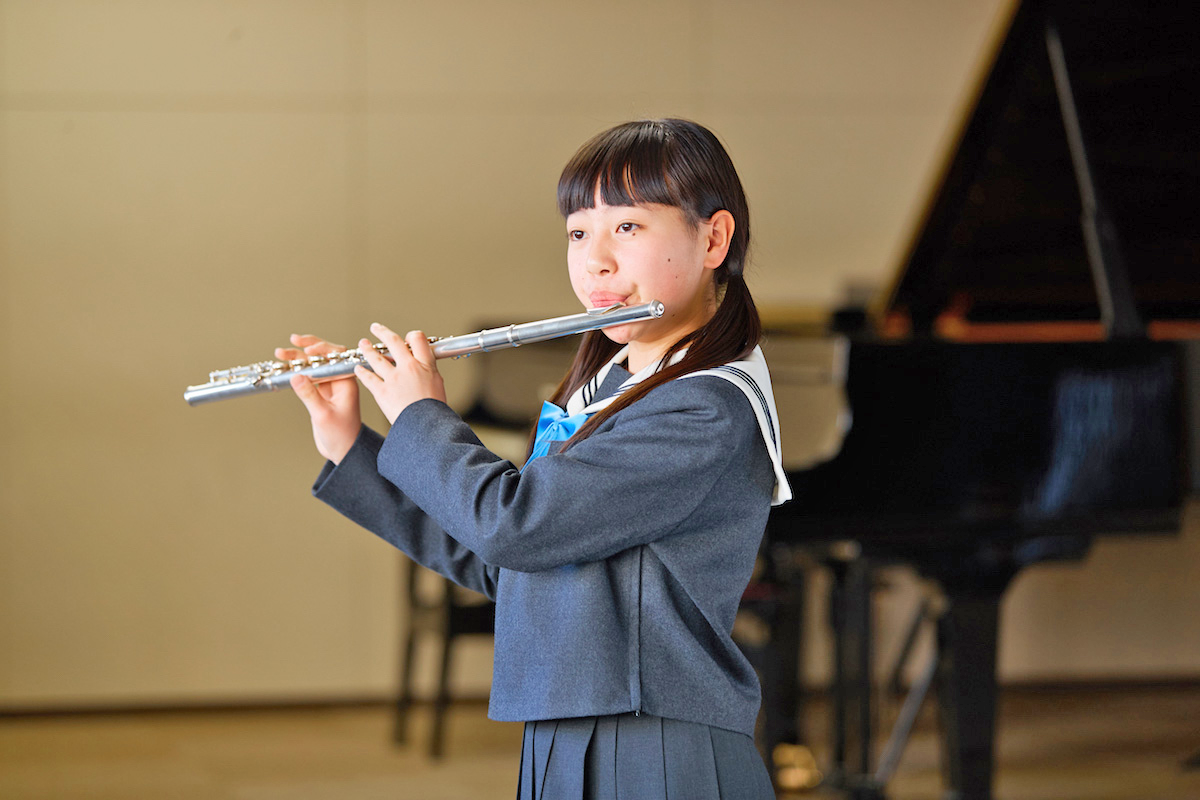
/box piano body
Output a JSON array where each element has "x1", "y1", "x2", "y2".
[{"x1": 759, "y1": 0, "x2": 1199, "y2": 798}]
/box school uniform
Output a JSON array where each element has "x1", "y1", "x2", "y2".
[{"x1": 312, "y1": 345, "x2": 791, "y2": 799}]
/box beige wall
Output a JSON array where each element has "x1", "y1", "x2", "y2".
[{"x1": 1, "y1": 0, "x2": 1195, "y2": 710}]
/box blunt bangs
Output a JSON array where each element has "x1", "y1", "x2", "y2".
[{"x1": 557, "y1": 120, "x2": 715, "y2": 224}]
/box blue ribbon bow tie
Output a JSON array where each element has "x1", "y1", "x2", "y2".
[{"x1": 524, "y1": 401, "x2": 591, "y2": 468}]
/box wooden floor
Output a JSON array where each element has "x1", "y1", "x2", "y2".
[{"x1": 2, "y1": 685, "x2": 1197, "y2": 799}]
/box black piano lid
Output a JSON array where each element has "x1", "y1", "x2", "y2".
[{"x1": 881, "y1": 0, "x2": 1200, "y2": 333}]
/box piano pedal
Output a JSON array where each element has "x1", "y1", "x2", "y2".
[{"x1": 772, "y1": 743, "x2": 823, "y2": 793}]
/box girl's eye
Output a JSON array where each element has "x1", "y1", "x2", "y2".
[
  {"x1": 617, "y1": 222, "x2": 638, "y2": 233},
  {"x1": 568, "y1": 230, "x2": 586, "y2": 241}
]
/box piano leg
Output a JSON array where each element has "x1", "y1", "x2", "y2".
[
  {"x1": 737, "y1": 540, "x2": 819, "y2": 791},
  {"x1": 759, "y1": 575, "x2": 815, "y2": 792},
  {"x1": 826, "y1": 556, "x2": 888, "y2": 800},
  {"x1": 932, "y1": 577, "x2": 1013, "y2": 800},
  {"x1": 761, "y1": 579, "x2": 803, "y2": 753},
  {"x1": 828, "y1": 558, "x2": 875, "y2": 784},
  {"x1": 928, "y1": 536, "x2": 1091, "y2": 800}
]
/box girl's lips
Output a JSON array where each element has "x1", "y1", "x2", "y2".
[{"x1": 589, "y1": 293, "x2": 630, "y2": 308}]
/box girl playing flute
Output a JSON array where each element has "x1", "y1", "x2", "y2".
[{"x1": 279, "y1": 118, "x2": 791, "y2": 799}]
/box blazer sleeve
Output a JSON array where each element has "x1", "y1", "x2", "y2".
[
  {"x1": 377, "y1": 376, "x2": 763, "y2": 573},
  {"x1": 312, "y1": 426, "x2": 499, "y2": 600}
]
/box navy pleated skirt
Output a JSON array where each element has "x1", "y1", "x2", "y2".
[{"x1": 515, "y1": 712, "x2": 775, "y2": 800}]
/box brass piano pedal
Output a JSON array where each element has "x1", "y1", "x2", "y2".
[{"x1": 772, "y1": 743, "x2": 823, "y2": 793}]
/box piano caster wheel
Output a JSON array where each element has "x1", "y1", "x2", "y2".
[{"x1": 772, "y1": 743, "x2": 822, "y2": 793}]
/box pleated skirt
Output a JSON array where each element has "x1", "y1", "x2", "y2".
[{"x1": 515, "y1": 712, "x2": 775, "y2": 800}]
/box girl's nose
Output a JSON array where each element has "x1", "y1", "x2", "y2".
[{"x1": 586, "y1": 236, "x2": 616, "y2": 275}]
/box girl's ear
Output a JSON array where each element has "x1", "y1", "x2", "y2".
[{"x1": 702, "y1": 210, "x2": 735, "y2": 270}]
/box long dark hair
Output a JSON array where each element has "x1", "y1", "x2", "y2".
[{"x1": 540, "y1": 118, "x2": 761, "y2": 452}]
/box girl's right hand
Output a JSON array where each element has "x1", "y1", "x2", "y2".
[{"x1": 276, "y1": 334, "x2": 361, "y2": 464}]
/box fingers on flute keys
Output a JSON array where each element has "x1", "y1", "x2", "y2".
[
  {"x1": 275, "y1": 333, "x2": 346, "y2": 362},
  {"x1": 403, "y1": 329, "x2": 436, "y2": 367},
  {"x1": 356, "y1": 324, "x2": 402, "y2": 382}
]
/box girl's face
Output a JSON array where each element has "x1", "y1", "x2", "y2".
[{"x1": 566, "y1": 199, "x2": 732, "y2": 370}]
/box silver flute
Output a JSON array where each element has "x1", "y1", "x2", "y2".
[{"x1": 183, "y1": 300, "x2": 664, "y2": 406}]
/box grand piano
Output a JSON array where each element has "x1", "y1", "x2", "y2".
[{"x1": 757, "y1": 1, "x2": 1199, "y2": 798}]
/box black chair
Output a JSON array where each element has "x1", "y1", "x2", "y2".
[{"x1": 393, "y1": 558, "x2": 495, "y2": 758}]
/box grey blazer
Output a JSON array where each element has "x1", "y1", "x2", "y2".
[{"x1": 313, "y1": 367, "x2": 775, "y2": 736}]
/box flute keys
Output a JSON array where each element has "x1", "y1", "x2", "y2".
[{"x1": 184, "y1": 301, "x2": 664, "y2": 406}]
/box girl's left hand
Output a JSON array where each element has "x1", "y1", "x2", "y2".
[{"x1": 356, "y1": 323, "x2": 447, "y2": 424}]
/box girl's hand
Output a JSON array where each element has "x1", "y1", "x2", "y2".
[
  {"x1": 356, "y1": 323, "x2": 446, "y2": 424},
  {"x1": 276, "y1": 334, "x2": 361, "y2": 464}
]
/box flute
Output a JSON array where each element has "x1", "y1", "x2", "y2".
[{"x1": 183, "y1": 300, "x2": 664, "y2": 406}]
